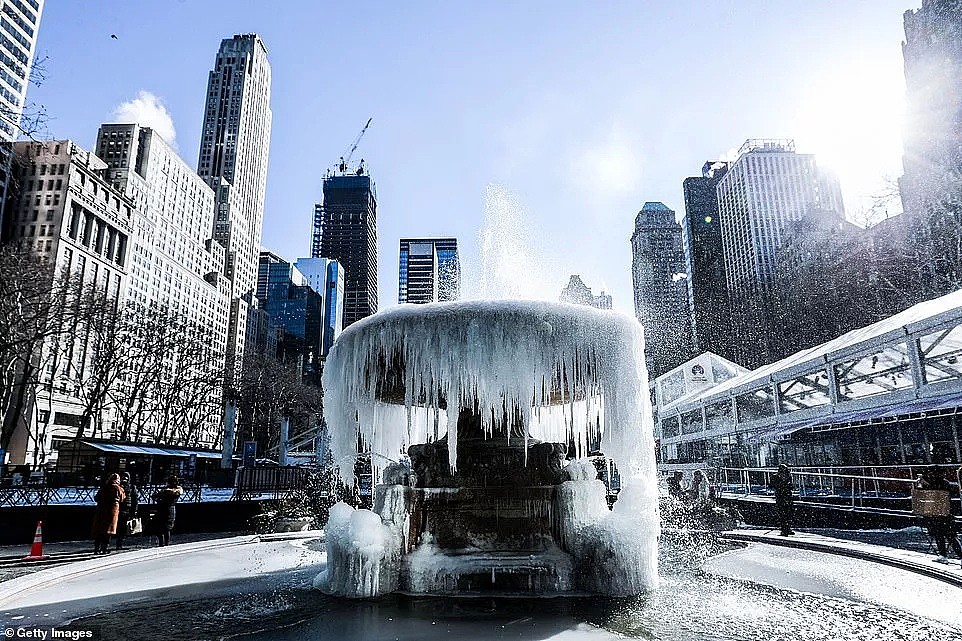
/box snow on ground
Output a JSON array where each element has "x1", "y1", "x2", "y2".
[
  {"x1": 705, "y1": 543, "x2": 962, "y2": 628},
  {"x1": 0, "y1": 535, "x2": 326, "y2": 619}
]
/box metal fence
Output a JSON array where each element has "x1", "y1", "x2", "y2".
[
  {"x1": 716, "y1": 464, "x2": 961, "y2": 517},
  {"x1": 233, "y1": 466, "x2": 312, "y2": 501},
  {"x1": 0, "y1": 482, "x2": 209, "y2": 508}
]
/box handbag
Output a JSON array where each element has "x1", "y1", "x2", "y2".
[{"x1": 126, "y1": 517, "x2": 143, "y2": 535}]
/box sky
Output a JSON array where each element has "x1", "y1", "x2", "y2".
[{"x1": 27, "y1": 0, "x2": 913, "y2": 313}]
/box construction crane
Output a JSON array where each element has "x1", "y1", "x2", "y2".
[{"x1": 337, "y1": 117, "x2": 373, "y2": 174}]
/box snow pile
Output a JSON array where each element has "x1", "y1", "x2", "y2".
[
  {"x1": 553, "y1": 460, "x2": 610, "y2": 554},
  {"x1": 314, "y1": 502, "x2": 403, "y2": 598},
  {"x1": 323, "y1": 300, "x2": 654, "y2": 481}
]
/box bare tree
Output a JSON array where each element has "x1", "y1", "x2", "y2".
[
  {"x1": 0, "y1": 244, "x2": 71, "y2": 455},
  {"x1": 235, "y1": 353, "x2": 321, "y2": 458}
]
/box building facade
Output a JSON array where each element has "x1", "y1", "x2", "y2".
[
  {"x1": 717, "y1": 139, "x2": 844, "y2": 300},
  {"x1": 899, "y1": 0, "x2": 962, "y2": 219},
  {"x1": 94, "y1": 123, "x2": 231, "y2": 448},
  {"x1": 681, "y1": 161, "x2": 734, "y2": 361},
  {"x1": 196, "y1": 34, "x2": 272, "y2": 381},
  {"x1": 294, "y1": 257, "x2": 344, "y2": 358},
  {"x1": 257, "y1": 256, "x2": 323, "y2": 382},
  {"x1": 559, "y1": 274, "x2": 612, "y2": 309},
  {"x1": 0, "y1": 0, "x2": 45, "y2": 231},
  {"x1": 95, "y1": 123, "x2": 230, "y2": 344},
  {"x1": 312, "y1": 172, "x2": 377, "y2": 327},
  {"x1": 5, "y1": 140, "x2": 133, "y2": 464},
  {"x1": 715, "y1": 140, "x2": 844, "y2": 368},
  {"x1": 398, "y1": 237, "x2": 460, "y2": 304},
  {"x1": 630, "y1": 201, "x2": 693, "y2": 377}
]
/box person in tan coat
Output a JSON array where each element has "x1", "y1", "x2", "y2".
[{"x1": 92, "y1": 473, "x2": 125, "y2": 554}]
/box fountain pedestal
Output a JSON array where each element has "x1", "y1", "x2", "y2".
[{"x1": 386, "y1": 408, "x2": 574, "y2": 594}]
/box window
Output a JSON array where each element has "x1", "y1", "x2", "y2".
[
  {"x1": 920, "y1": 324, "x2": 962, "y2": 384},
  {"x1": 778, "y1": 371, "x2": 832, "y2": 413},
  {"x1": 836, "y1": 343, "x2": 914, "y2": 400},
  {"x1": 681, "y1": 409, "x2": 703, "y2": 435}
]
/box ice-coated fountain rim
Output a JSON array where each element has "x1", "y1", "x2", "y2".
[
  {"x1": 322, "y1": 298, "x2": 655, "y2": 480},
  {"x1": 334, "y1": 299, "x2": 639, "y2": 344}
]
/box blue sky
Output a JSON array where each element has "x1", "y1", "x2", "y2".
[{"x1": 29, "y1": 1, "x2": 912, "y2": 312}]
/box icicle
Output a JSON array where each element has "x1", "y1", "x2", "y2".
[{"x1": 447, "y1": 378, "x2": 460, "y2": 471}]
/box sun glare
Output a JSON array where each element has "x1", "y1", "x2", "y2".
[{"x1": 792, "y1": 60, "x2": 905, "y2": 222}]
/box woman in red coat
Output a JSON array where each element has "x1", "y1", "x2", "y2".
[{"x1": 92, "y1": 473, "x2": 125, "y2": 554}]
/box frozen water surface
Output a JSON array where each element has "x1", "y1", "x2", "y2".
[{"x1": 9, "y1": 541, "x2": 959, "y2": 640}]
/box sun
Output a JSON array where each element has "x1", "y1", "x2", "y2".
[{"x1": 792, "y1": 59, "x2": 905, "y2": 223}]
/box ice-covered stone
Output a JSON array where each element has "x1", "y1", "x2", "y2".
[
  {"x1": 319, "y1": 300, "x2": 660, "y2": 596},
  {"x1": 318, "y1": 501, "x2": 403, "y2": 598},
  {"x1": 553, "y1": 461, "x2": 610, "y2": 555}
]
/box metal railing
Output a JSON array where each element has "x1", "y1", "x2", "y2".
[
  {"x1": 0, "y1": 482, "x2": 209, "y2": 508},
  {"x1": 716, "y1": 464, "x2": 961, "y2": 517}
]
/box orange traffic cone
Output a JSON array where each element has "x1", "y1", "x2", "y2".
[{"x1": 22, "y1": 520, "x2": 49, "y2": 561}]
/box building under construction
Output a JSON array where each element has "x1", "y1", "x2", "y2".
[{"x1": 312, "y1": 170, "x2": 378, "y2": 328}]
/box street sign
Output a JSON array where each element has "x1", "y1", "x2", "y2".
[{"x1": 243, "y1": 441, "x2": 257, "y2": 468}]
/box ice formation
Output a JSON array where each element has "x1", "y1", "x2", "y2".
[
  {"x1": 319, "y1": 300, "x2": 660, "y2": 597},
  {"x1": 553, "y1": 460, "x2": 610, "y2": 554},
  {"x1": 316, "y1": 501, "x2": 402, "y2": 598},
  {"x1": 322, "y1": 300, "x2": 655, "y2": 480},
  {"x1": 580, "y1": 483, "x2": 660, "y2": 595},
  {"x1": 404, "y1": 533, "x2": 575, "y2": 594}
]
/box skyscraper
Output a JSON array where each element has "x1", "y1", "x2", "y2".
[
  {"x1": 717, "y1": 140, "x2": 844, "y2": 301},
  {"x1": 95, "y1": 123, "x2": 231, "y2": 447},
  {"x1": 0, "y1": 0, "x2": 45, "y2": 234},
  {"x1": 630, "y1": 202, "x2": 692, "y2": 377},
  {"x1": 398, "y1": 237, "x2": 460, "y2": 304},
  {"x1": 681, "y1": 161, "x2": 734, "y2": 360},
  {"x1": 257, "y1": 255, "x2": 323, "y2": 382},
  {"x1": 900, "y1": 1, "x2": 962, "y2": 219},
  {"x1": 716, "y1": 139, "x2": 844, "y2": 367},
  {"x1": 312, "y1": 172, "x2": 377, "y2": 326},
  {"x1": 96, "y1": 123, "x2": 230, "y2": 340},
  {"x1": 196, "y1": 34, "x2": 273, "y2": 379},
  {"x1": 295, "y1": 257, "x2": 345, "y2": 357}
]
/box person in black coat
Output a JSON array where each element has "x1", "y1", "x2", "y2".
[
  {"x1": 770, "y1": 464, "x2": 795, "y2": 536},
  {"x1": 115, "y1": 471, "x2": 138, "y2": 550},
  {"x1": 152, "y1": 475, "x2": 183, "y2": 547},
  {"x1": 667, "y1": 471, "x2": 684, "y2": 499}
]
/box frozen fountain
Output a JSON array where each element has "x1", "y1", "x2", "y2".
[{"x1": 315, "y1": 300, "x2": 659, "y2": 598}]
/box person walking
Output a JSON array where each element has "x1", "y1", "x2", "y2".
[
  {"x1": 916, "y1": 465, "x2": 962, "y2": 564},
  {"x1": 688, "y1": 470, "x2": 710, "y2": 502},
  {"x1": 667, "y1": 471, "x2": 684, "y2": 499},
  {"x1": 115, "y1": 471, "x2": 138, "y2": 550},
  {"x1": 152, "y1": 475, "x2": 183, "y2": 547},
  {"x1": 770, "y1": 464, "x2": 795, "y2": 536},
  {"x1": 91, "y1": 473, "x2": 125, "y2": 554}
]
